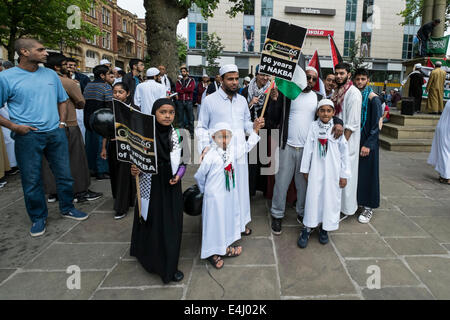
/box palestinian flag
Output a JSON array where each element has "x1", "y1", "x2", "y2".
[
  {"x1": 308, "y1": 50, "x2": 326, "y2": 95},
  {"x1": 328, "y1": 35, "x2": 343, "y2": 72},
  {"x1": 275, "y1": 53, "x2": 308, "y2": 100}
]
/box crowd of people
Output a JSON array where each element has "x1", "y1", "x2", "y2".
[{"x1": 0, "y1": 37, "x2": 448, "y2": 285}]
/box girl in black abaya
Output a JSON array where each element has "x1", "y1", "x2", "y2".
[{"x1": 130, "y1": 98, "x2": 186, "y2": 284}]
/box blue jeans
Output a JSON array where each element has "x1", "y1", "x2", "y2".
[
  {"x1": 13, "y1": 127, "x2": 75, "y2": 222},
  {"x1": 85, "y1": 129, "x2": 109, "y2": 175},
  {"x1": 176, "y1": 100, "x2": 194, "y2": 133}
]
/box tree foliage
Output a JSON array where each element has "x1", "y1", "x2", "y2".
[
  {"x1": 399, "y1": 0, "x2": 450, "y2": 28},
  {"x1": 177, "y1": 35, "x2": 188, "y2": 66},
  {"x1": 175, "y1": 0, "x2": 254, "y2": 19},
  {"x1": 345, "y1": 38, "x2": 368, "y2": 74},
  {"x1": 202, "y1": 32, "x2": 224, "y2": 76},
  {"x1": 0, "y1": 0, "x2": 102, "y2": 61}
]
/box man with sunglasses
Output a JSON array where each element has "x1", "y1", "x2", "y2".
[{"x1": 268, "y1": 67, "x2": 344, "y2": 236}]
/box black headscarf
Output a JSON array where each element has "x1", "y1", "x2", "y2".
[{"x1": 152, "y1": 98, "x2": 176, "y2": 163}]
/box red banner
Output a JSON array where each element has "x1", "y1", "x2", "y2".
[{"x1": 307, "y1": 29, "x2": 334, "y2": 37}]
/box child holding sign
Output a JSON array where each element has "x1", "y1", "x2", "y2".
[
  {"x1": 130, "y1": 98, "x2": 186, "y2": 284},
  {"x1": 101, "y1": 82, "x2": 136, "y2": 220}
]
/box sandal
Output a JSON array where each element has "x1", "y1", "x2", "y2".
[
  {"x1": 207, "y1": 255, "x2": 224, "y2": 269},
  {"x1": 439, "y1": 177, "x2": 450, "y2": 185},
  {"x1": 224, "y1": 245, "x2": 242, "y2": 258},
  {"x1": 241, "y1": 227, "x2": 252, "y2": 236}
]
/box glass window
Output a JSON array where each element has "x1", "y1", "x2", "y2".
[
  {"x1": 103, "y1": 32, "x2": 111, "y2": 50},
  {"x1": 123, "y1": 20, "x2": 127, "y2": 32},
  {"x1": 102, "y1": 7, "x2": 110, "y2": 25},
  {"x1": 244, "y1": 0, "x2": 255, "y2": 15},
  {"x1": 261, "y1": 0, "x2": 273, "y2": 17},
  {"x1": 243, "y1": 25, "x2": 255, "y2": 52},
  {"x1": 89, "y1": 2, "x2": 96, "y2": 18}
]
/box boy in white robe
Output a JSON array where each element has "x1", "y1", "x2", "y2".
[
  {"x1": 194, "y1": 121, "x2": 261, "y2": 269},
  {"x1": 428, "y1": 100, "x2": 450, "y2": 184},
  {"x1": 298, "y1": 99, "x2": 351, "y2": 248}
]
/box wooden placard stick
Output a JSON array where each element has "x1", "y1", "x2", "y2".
[
  {"x1": 135, "y1": 174, "x2": 142, "y2": 219},
  {"x1": 260, "y1": 79, "x2": 275, "y2": 119}
]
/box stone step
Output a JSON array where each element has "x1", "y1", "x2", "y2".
[
  {"x1": 379, "y1": 134, "x2": 432, "y2": 152},
  {"x1": 381, "y1": 123, "x2": 436, "y2": 139},
  {"x1": 390, "y1": 113, "x2": 440, "y2": 126}
]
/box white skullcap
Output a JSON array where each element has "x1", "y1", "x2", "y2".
[
  {"x1": 113, "y1": 67, "x2": 122, "y2": 71},
  {"x1": 435, "y1": 61, "x2": 442, "y2": 67},
  {"x1": 244, "y1": 76, "x2": 251, "y2": 82},
  {"x1": 306, "y1": 66, "x2": 318, "y2": 75},
  {"x1": 100, "y1": 59, "x2": 111, "y2": 65},
  {"x1": 210, "y1": 122, "x2": 233, "y2": 137},
  {"x1": 317, "y1": 99, "x2": 335, "y2": 110},
  {"x1": 202, "y1": 74, "x2": 209, "y2": 78},
  {"x1": 414, "y1": 63, "x2": 422, "y2": 69},
  {"x1": 219, "y1": 64, "x2": 238, "y2": 76},
  {"x1": 146, "y1": 67, "x2": 160, "y2": 77}
]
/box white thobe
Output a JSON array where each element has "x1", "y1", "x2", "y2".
[
  {"x1": 134, "y1": 80, "x2": 167, "y2": 115},
  {"x1": 195, "y1": 88, "x2": 255, "y2": 235},
  {"x1": 0, "y1": 104, "x2": 17, "y2": 167},
  {"x1": 428, "y1": 101, "x2": 450, "y2": 179},
  {"x1": 195, "y1": 132, "x2": 260, "y2": 258},
  {"x1": 300, "y1": 121, "x2": 351, "y2": 231},
  {"x1": 336, "y1": 85, "x2": 362, "y2": 215},
  {"x1": 161, "y1": 75, "x2": 171, "y2": 93}
]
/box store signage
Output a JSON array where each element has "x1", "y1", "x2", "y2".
[
  {"x1": 306, "y1": 29, "x2": 334, "y2": 37},
  {"x1": 285, "y1": 6, "x2": 336, "y2": 16}
]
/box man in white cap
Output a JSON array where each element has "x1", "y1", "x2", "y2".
[
  {"x1": 100, "y1": 59, "x2": 112, "y2": 69},
  {"x1": 158, "y1": 65, "x2": 175, "y2": 94},
  {"x1": 134, "y1": 67, "x2": 167, "y2": 115},
  {"x1": 404, "y1": 63, "x2": 425, "y2": 113},
  {"x1": 196, "y1": 64, "x2": 264, "y2": 236}
]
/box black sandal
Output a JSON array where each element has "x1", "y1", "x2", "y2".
[
  {"x1": 439, "y1": 177, "x2": 450, "y2": 185},
  {"x1": 241, "y1": 227, "x2": 252, "y2": 236},
  {"x1": 224, "y1": 246, "x2": 242, "y2": 258},
  {"x1": 207, "y1": 255, "x2": 224, "y2": 269}
]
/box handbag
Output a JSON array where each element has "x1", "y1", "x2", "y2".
[{"x1": 183, "y1": 184, "x2": 203, "y2": 216}]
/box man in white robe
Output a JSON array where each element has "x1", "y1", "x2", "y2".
[
  {"x1": 331, "y1": 63, "x2": 362, "y2": 217},
  {"x1": 196, "y1": 64, "x2": 264, "y2": 236},
  {"x1": 134, "y1": 67, "x2": 167, "y2": 115},
  {"x1": 428, "y1": 100, "x2": 450, "y2": 183}
]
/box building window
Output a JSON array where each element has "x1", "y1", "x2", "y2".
[
  {"x1": 102, "y1": 7, "x2": 110, "y2": 25},
  {"x1": 189, "y1": 22, "x2": 208, "y2": 49},
  {"x1": 260, "y1": 0, "x2": 273, "y2": 52},
  {"x1": 103, "y1": 32, "x2": 111, "y2": 49},
  {"x1": 86, "y1": 50, "x2": 97, "y2": 59},
  {"x1": 360, "y1": 0, "x2": 374, "y2": 58},
  {"x1": 403, "y1": 16, "x2": 421, "y2": 59},
  {"x1": 88, "y1": 1, "x2": 96, "y2": 18},
  {"x1": 126, "y1": 42, "x2": 133, "y2": 55},
  {"x1": 86, "y1": 34, "x2": 97, "y2": 45},
  {"x1": 244, "y1": 0, "x2": 255, "y2": 15},
  {"x1": 243, "y1": 0, "x2": 255, "y2": 52},
  {"x1": 344, "y1": 0, "x2": 358, "y2": 57},
  {"x1": 137, "y1": 47, "x2": 142, "y2": 59},
  {"x1": 123, "y1": 19, "x2": 127, "y2": 32},
  {"x1": 137, "y1": 29, "x2": 142, "y2": 42}
]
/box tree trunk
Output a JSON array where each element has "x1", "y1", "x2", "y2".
[
  {"x1": 7, "y1": 26, "x2": 17, "y2": 62},
  {"x1": 144, "y1": 0, "x2": 188, "y2": 81}
]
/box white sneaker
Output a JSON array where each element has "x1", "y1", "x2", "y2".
[{"x1": 358, "y1": 209, "x2": 373, "y2": 224}]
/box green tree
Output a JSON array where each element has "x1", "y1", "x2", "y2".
[
  {"x1": 202, "y1": 32, "x2": 224, "y2": 76},
  {"x1": 144, "y1": 0, "x2": 253, "y2": 80},
  {"x1": 399, "y1": 0, "x2": 450, "y2": 27},
  {"x1": 177, "y1": 34, "x2": 188, "y2": 66},
  {"x1": 345, "y1": 38, "x2": 368, "y2": 74},
  {"x1": 0, "y1": 0, "x2": 102, "y2": 62}
]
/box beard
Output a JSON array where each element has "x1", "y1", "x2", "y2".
[
  {"x1": 336, "y1": 76, "x2": 349, "y2": 87},
  {"x1": 222, "y1": 84, "x2": 238, "y2": 96}
]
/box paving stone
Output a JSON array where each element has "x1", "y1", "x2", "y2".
[
  {"x1": 182, "y1": 213, "x2": 201, "y2": 234},
  {"x1": 361, "y1": 287, "x2": 434, "y2": 300},
  {"x1": 250, "y1": 198, "x2": 270, "y2": 217},
  {"x1": 292, "y1": 295, "x2": 361, "y2": 300},
  {"x1": 381, "y1": 182, "x2": 423, "y2": 197},
  {"x1": 411, "y1": 217, "x2": 450, "y2": 243},
  {"x1": 0, "y1": 269, "x2": 16, "y2": 284},
  {"x1": 398, "y1": 206, "x2": 450, "y2": 217},
  {"x1": 246, "y1": 215, "x2": 271, "y2": 237},
  {"x1": 419, "y1": 189, "x2": 450, "y2": 200},
  {"x1": 180, "y1": 234, "x2": 201, "y2": 259},
  {"x1": 92, "y1": 287, "x2": 183, "y2": 300},
  {"x1": 331, "y1": 234, "x2": 396, "y2": 258},
  {"x1": 58, "y1": 211, "x2": 133, "y2": 243},
  {"x1": 220, "y1": 238, "x2": 275, "y2": 266},
  {"x1": 101, "y1": 259, "x2": 193, "y2": 287},
  {"x1": 385, "y1": 238, "x2": 448, "y2": 256},
  {"x1": 94, "y1": 198, "x2": 115, "y2": 212},
  {"x1": 185, "y1": 266, "x2": 280, "y2": 300},
  {"x1": 0, "y1": 271, "x2": 106, "y2": 300},
  {"x1": 24, "y1": 243, "x2": 129, "y2": 270},
  {"x1": 370, "y1": 211, "x2": 429, "y2": 237},
  {"x1": 274, "y1": 227, "x2": 356, "y2": 297},
  {"x1": 345, "y1": 259, "x2": 420, "y2": 287},
  {"x1": 378, "y1": 198, "x2": 396, "y2": 210},
  {"x1": 388, "y1": 197, "x2": 441, "y2": 208},
  {"x1": 443, "y1": 244, "x2": 450, "y2": 252},
  {"x1": 330, "y1": 214, "x2": 374, "y2": 234},
  {"x1": 405, "y1": 257, "x2": 450, "y2": 299},
  {"x1": 400, "y1": 177, "x2": 443, "y2": 191}
]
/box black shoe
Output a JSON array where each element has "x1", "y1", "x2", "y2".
[
  {"x1": 73, "y1": 194, "x2": 87, "y2": 203},
  {"x1": 96, "y1": 173, "x2": 110, "y2": 180},
  {"x1": 84, "y1": 190, "x2": 103, "y2": 201},
  {"x1": 114, "y1": 211, "x2": 127, "y2": 220},
  {"x1": 271, "y1": 216, "x2": 282, "y2": 235},
  {"x1": 319, "y1": 228, "x2": 329, "y2": 245},
  {"x1": 6, "y1": 167, "x2": 19, "y2": 175},
  {"x1": 48, "y1": 194, "x2": 58, "y2": 203},
  {"x1": 297, "y1": 215, "x2": 304, "y2": 225},
  {"x1": 297, "y1": 228, "x2": 312, "y2": 248},
  {"x1": 172, "y1": 270, "x2": 184, "y2": 282}
]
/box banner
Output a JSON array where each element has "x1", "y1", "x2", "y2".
[
  {"x1": 427, "y1": 35, "x2": 450, "y2": 55},
  {"x1": 419, "y1": 66, "x2": 450, "y2": 101},
  {"x1": 259, "y1": 19, "x2": 307, "y2": 81},
  {"x1": 113, "y1": 99, "x2": 158, "y2": 174}
]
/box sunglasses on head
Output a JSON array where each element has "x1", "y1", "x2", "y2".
[{"x1": 307, "y1": 75, "x2": 318, "y2": 81}]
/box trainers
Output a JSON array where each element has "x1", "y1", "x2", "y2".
[
  {"x1": 297, "y1": 228, "x2": 312, "y2": 249},
  {"x1": 319, "y1": 228, "x2": 329, "y2": 245},
  {"x1": 114, "y1": 211, "x2": 127, "y2": 220},
  {"x1": 73, "y1": 195, "x2": 87, "y2": 203},
  {"x1": 84, "y1": 190, "x2": 103, "y2": 201},
  {"x1": 30, "y1": 219, "x2": 46, "y2": 237},
  {"x1": 0, "y1": 179, "x2": 6, "y2": 188},
  {"x1": 48, "y1": 194, "x2": 58, "y2": 203},
  {"x1": 358, "y1": 208, "x2": 373, "y2": 224},
  {"x1": 271, "y1": 217, "x2": 282, "y2": 235},
  {"x1": 6, "y1": 167, "x2": 19, "y2": 175},
  {"x1": 61, "y1": 208, "x2": 89, "y2": 221},
  {"x1": 96, "y1": 173, "x2": 110, "y2": 181},
  {"x1": 297, "y1": 215, "x2": 304, "y2": 225},
  {"x1": 339, "y1": 212, "x2": 349, "y2": 222}
]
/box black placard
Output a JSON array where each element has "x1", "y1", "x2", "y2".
[{"x1": 113, "y1": 99, "x2": 158, "y2": 174}]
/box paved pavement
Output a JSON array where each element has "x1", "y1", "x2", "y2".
[{"x1": 0, "y1": 150, "x2": 449, "y2": 300}]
